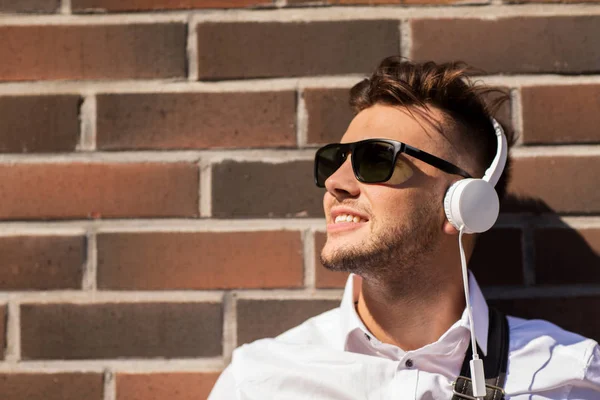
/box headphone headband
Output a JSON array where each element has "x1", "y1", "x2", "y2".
[{"x1": 482, "y1": 118, "x2": 508, "y2": 187}]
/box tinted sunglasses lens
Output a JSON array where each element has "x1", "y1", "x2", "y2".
[
  {"x1": 315, "y1": 145, "x2": 345, "y2": 187},
  {"x1": 354, "y1": 142, "x2": 396, "y2": 183}
]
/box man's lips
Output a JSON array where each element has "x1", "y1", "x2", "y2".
[{"x1": 327, "y1": 207, "x2": 370, "y2": 233}]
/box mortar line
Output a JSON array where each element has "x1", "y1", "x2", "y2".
[
  {"x1": 222, "y1": 292, "x2": 237, "y2": 363},
  {"x1": 399, "y1": 19, "x2": 411, "y2": 59},
  {"x1": 104, "y1": 369, "x2": 116, "y2": 400},
  {"x1": 303, "y1": 229, "x2": 316, "y2": 289},
  {"x1": 0, "y1": 149, "x2": 317, "y2": 164},
  {"x1": 0, "y1": 358, "x2": 225, "y2": 372},
  {"x1": 5, "y1": 302, "x2": 20, "y2": 362},
  {"x1": 199, "y1": 159, "x2": 212, "y2": 218},
  {"x1": 82, "y1": 231, "x2": 98, "y2": 291},
  {"x1": 186, "y1": 14, "x2": 199, "y2": 82},
  {"x1": 1, "y1": 6, "x2": 600, "y2": 25},
  {"x1": 0, "y1": 144, "x2": 597, "y2": 164},
  {"x1": 0, "y1": 216, "x2": 599, "y2": 234},
  {"x1": 1, "y1": 75, "x2": 600, "y2": 95},
  {"x1": 60, "y1": 0, "x2": 71, "y2": 14},
  {"x1": 78, "y1": 94, "x2": 97, "y2": 152},
  {"x1": 296, "y1": 88, "x2": 308, "y2": 148},
  {"x1": 511, "y1": 87, "x2": 524, "y2": 146}
]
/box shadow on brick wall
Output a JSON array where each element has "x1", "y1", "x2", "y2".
[{"x1": 485, "y1": 194, "x2": 600, "y2": 342}]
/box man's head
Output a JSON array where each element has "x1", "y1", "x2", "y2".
[{"x1": 318, "y1": 56, "x2": 514, "y2": 287}]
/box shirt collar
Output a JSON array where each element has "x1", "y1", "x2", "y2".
[{"x1": 338, "y1": 271, "x2": 489, "y2": 355}]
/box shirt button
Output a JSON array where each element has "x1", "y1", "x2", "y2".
[{"x1": 405, "y1": 359, "x2": 414, "y2": 368}]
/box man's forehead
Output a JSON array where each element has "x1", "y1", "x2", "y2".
[{"x1": 341, "y1": 104, "x2": 454, "y2": 156}]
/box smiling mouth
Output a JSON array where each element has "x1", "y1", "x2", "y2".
[{"x1": 334, "y1": 214, "x2": 366, "y2": 224}]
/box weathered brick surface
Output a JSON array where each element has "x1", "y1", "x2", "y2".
[
  {"x1": 116, "y1": 372, "x2": 221, "y2": 400},
  {"x1": 314, "y1": 231, "x2": 350, "y2": 289},
  {"x1": 0, "y1": 236, "x2": 85, "y2": 290},
  {"x1": 0, "y1": 24, "x2": 186, "y2": 81},
  {"x1": 0, "y1": 0, "x2": 59, "y2": 12},
  {"x1": 490, "y1": 296, "x2": 600, "y2": 342},
  {"x1": 507, "y1": 156, "x2": 600, "y2": 214},
  {"x1": 73, "y1": 0, "x2": 269, "y2": 12},
  {"x1": 97, "y1": 91, "x2": 296, "y2": 150},
  {"x1": 0, "y1": 95, "x2": 80, "y2": 153},
  {"x1": 212, "y1": 161, "x2": 324, "y2": 218},
  {"x1": 237, "y1": 299, "x2": 339, "y2": 345},
  {"x1": 305, "y1": 88, "x2": 355, "y2": 145},
  {"x1": 0, "y1": 163, "x2": 198, "y2": 220},
  {"x1": 98, "y1": 231, "x2": 304, "y2": 289},
  {"x1": 21, "y1": 303, "x2": 222, "y2": 359},
  {"x1": 521, "y1": 85, "x2": 600, "y2": 144},
  {"x1": 0, "y1": 305, "x2": 5, "y2": 360},
  {"x1": 196, "y1": 20, "x2": 399, "y2": 79},
  {"x1": 0, "y1": 373, "x2": 103, "y2": 400},
  {"x1": 411, "y1": 17, "x2": 600, "y2": 74},
  {"x1": 535, "y1": 227, "x2": 600, "y2": 285},
  {"x1": 469, "y1": 228, "x2": 523, "y2": 286}
]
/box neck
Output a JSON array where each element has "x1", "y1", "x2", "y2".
[{"x1": 355, "y1": 242, "x2": 469, "y2": 351}]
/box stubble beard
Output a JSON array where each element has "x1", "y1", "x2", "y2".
[{"x1": 320, "y1": 198, "x2": 443, "y2": 288}]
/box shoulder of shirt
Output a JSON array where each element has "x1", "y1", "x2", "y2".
[{"x1": 506, "y1": 314, "x2": 600, "y2": 391}]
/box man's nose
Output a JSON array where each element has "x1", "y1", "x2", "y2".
[{"x1": 324, "y1": 157, "x2": 360, "y2": 199}]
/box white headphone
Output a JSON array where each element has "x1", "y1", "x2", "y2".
[{"x1": 443, "y1": 118, "x2": 508, "y2": 234}]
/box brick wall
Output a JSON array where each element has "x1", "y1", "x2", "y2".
[{"x1": 0, "y1": 1, "x2": 599, "y2": 399}]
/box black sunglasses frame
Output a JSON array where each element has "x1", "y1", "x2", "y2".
[{"x1": 314, "y1": 138, "x2": 473, "y2": 188}]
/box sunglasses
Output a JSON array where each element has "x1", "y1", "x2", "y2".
[{"x1": 314, "y1": 139, "x2": 472, "y2": 188}]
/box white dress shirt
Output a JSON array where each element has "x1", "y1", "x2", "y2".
[{"x1": 209, "y1": 273, "x2": 600, "y2": 399}]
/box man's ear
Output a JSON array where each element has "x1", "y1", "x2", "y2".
[{"x1": 442, "y1": 218, "x2": 460, "y2": 236}]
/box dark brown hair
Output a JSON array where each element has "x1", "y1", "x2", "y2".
[{"x1": 349, "y1": 56, "x2": 515, "y2": 201}]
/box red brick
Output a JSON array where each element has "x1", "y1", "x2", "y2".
[
  {"x1": 21, "y1": 302, "x2": 222, "y2": 359},
  {"x1": 505, "y1": 0, "x2": 600, "y2": 3},
  {"x1": 237, "y1": 299, "x2": 339, "y2": 345},
  {"x1": 212, "y1": 161, "x2": 324, "y2": 218},
  {"x1": 0, "y1": 0, "x2": 59, "y2": 13},
  {"x1": 331, "y1": 0, "x2": 465, "y2": 3},
  {"x1": 535, "y1": 227, "x2": 600, "y2": 285},
  {"x1": 0, "y1": 95, "x2": 80, "y2": 153},
  {"x1": 0, "y1": 24, "x2": 185, "y2": 81},
  {"x1": 469, "y1": 228, "x2": 523, "y2": 286},
  {"x1": 489, "y1": 296, "x2": 600, "y2": 342},
  {"x1": 0, "y1": 305, "x2": 5, "y2": 360},
  {"x1": 0, "y1": 236, "x2": 85, "y2": 290},
  {"x1": 197, "y1": 21, "x2": 399, "y2": 79},
  {"x1": 73, "y1": 0, "x2": 270, "y2": 12},
  {"x1": 98, "y1": 231, "x2": 304, "y2": 289},
  {"x1": 305, "y1": 88, "x2": 354, "y2": 145},
  {"x1": 507, "y1": 156, "x2": 600, "y2": 214},
  {"x1": 411, "y1": 17, "x2": 600, "y2": 74},
  {"x1": 0, "y1": 373, "x2": 103, "y2": 400},
  {"x1": 522, "y1": 85, "x2": 600, "y2": 144},
  {"x1": 0, "y1": 163, "x2": 198, "y2": 220},
  {"x1": 116, "y1": 372, "x2": 220, "y2": 400},
  {"x1": 97, "y1": 92, "x2": 296, "y2": 150},
  {"x1": 314, "y1": 231, "x2": 350, "y2": 289}
]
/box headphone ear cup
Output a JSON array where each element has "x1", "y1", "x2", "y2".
[{"x1": 444, "y1": 179, "x2": 500, "y2": 234}]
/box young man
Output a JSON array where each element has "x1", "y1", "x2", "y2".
[{"x1": 208, "y1": 57, "x2": 600, "y2": 399}]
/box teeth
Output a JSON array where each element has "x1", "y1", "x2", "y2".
[{"x1": 334, "y1": 214, "x2": 364, "y2": 224}]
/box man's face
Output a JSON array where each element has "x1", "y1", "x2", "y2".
[{"x1": 320, "y1": 104, "x2": 458, "y2": 279}]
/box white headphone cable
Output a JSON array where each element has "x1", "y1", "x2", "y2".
[{"x1": 459, "y1": 226, "x2": 486, "y2": 398}]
